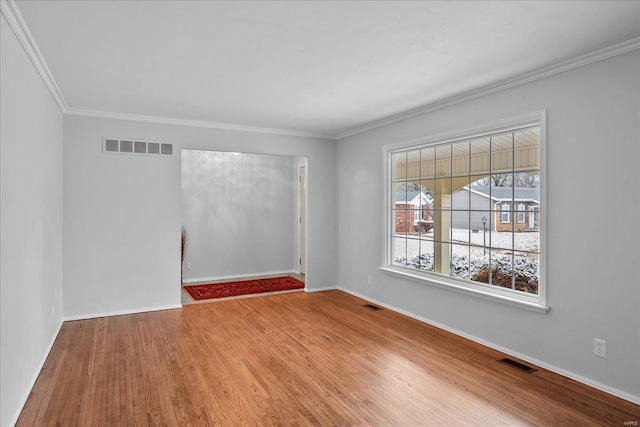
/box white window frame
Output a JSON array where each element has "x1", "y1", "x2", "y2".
[
  {"x1": 380, "y1": 111, "x2": 547, "y2": 313},
  {"x1": 501, "y1": 204, "x2": 511, "y2": 223},
  {"x1": 517, "y1": 204, "x2": 526, "y2": 223}
]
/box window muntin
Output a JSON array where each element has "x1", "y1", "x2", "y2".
[{"x1": 389, "y1": 124, "x2": 541, "y2": 300}]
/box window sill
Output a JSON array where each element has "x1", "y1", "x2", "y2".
[{"x1": 379, "y1": 266, "x2": 550, "y2": 314}]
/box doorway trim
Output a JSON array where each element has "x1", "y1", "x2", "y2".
[{"x1": 298, "y1": 164, "x2": 307, "y2": 275}]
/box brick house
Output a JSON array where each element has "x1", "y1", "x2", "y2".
[
  {"x1": 394, "y1": 190, "x2": 432, "y2": 233},
  {"x1": 451, "y1": 186, "x2": 539, "y2": 232}
]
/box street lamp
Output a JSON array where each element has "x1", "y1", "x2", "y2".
[{"x1": 481, "y1": 216, "x2": 487, "y2": 255}]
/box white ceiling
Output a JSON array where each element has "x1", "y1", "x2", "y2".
[{"x1": 12, "y1": 1, "x2": 640, "y2": 138}]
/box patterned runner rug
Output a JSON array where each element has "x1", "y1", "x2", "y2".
[{"x1": 184, "y1": 276, "x2": 304, "y2": 301}]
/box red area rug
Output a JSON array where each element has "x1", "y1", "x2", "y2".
[{"x1": 184, "y1": 276, "x2": 305, "y2": 301}]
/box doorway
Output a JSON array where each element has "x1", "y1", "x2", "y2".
[{"x1": 180, "y1": 150, "x2": 308, "y2": 303}]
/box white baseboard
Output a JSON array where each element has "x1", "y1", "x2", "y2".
[
  {"x1": 336, "y1": 287, "x2": 640, "y2": 406},
  {"x1": 305, "y1": 286, "x2": 338, "y2": 293},
  {"x1": 63, "y1": 304, "x2": 182, "y2": 322},
  {"x1": 182, "y1": 269, "x2": 297, "y2": 284},
  {"x1": 9, "y1": 318, "x2": 64, "y2": 427}
]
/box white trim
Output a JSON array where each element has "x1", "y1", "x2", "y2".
[
  {"x1": 66, "y1": 108, "x2": 333, "y2": 140},
  {"x1": 379, "y1": 266, "x2": 549, "y2": 314},
  {"x1": 537, "y1": 112, "x2": 548, "y2": 306},
  {"x1": 304, "y1": 286, "x2": 338, "y2": 293},
  {"x1": 335, "y1": 287, "x2": 640, "y2": 405},
  {"x1": 0, "y1": 0, "x2": 68, "y2": 112},
  {"x1": 181, "y1": 269, "x2": 298, "y2": 284},
  {"x1": 8, "y1": 318, "x2": 64, "y2": 427},
  {"x1": 63, "y1": 304, "x2": 181, "y2": 322},
  {"x1": 336, "y1": 37, "x2": 640, "y2": 139}
]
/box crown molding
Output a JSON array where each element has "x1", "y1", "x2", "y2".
[
  {"x1": 336, "y1": 36, "x2": 640, "y2": 140},
  {"x1": 65, "y1": 108, "x2": 334, "y2": 140},
  {"x1": 1, "y1": 0, "x2": 68, "y2": 112},
  {"x1": 4, "y1": 0, "x2": 637, "y2": 142}
]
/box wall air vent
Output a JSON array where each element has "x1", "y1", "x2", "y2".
[{"x1": 102, "y1": 138, "x2": 173, "y2": 156}]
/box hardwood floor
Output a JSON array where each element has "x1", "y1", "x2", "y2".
[{"x1": 18, "y1": 290, "x2": 639, "y2": 426}]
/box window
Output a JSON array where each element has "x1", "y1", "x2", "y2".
[
  {"x1": 517, "y1": 204, "x2": 526, "y2": 223},
  {"x1": 383, "y1": 112, "x2": 546, "y2": 312},
  {"x1": 501, "y1": 204, "x2": 511, "y2": 223}
]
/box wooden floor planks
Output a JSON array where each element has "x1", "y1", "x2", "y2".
[{"x1": 17, "y1": 290, "x2": 639, "y2": 426}]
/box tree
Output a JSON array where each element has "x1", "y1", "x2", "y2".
[{"x1": 471, "y1": 172, "x2": 539, "y2": 188}]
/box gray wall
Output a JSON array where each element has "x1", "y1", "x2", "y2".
[
  {"x1": 337, "y1": 51, "x2": 640, "y2": 401},
  {"x1": 181, "y1": 150, "x2": 301, "y2": 281},
  {"x1": 1, "y1": 15, "x2": 64, "y2": 427},
  {"x1": 63, "y1": 115, "x2": 337, "y2": 319}
]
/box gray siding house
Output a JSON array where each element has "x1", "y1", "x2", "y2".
[{"x1": 452, "y1": 186, "x2": 540, "y2": 232}]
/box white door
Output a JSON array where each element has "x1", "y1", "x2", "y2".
[
  {"x1": 529, "y1": 206, "x2": 537, "y2": 229},
  {"x1": 299, "y1": 166, "x2": 307, "y2": 274}
]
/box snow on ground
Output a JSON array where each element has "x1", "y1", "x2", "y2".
[
  {"x1": 394, "y1": 229, "x2": 539, "y2": 260},
  {"x1": 393, "y1": 229, "x2": 540, "y2": 294}
]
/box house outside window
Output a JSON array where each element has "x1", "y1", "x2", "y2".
[{"x1": 383, "y1": 112, "x2": 546, "y2": 312}]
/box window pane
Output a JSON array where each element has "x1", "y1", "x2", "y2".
[
  {"x1": 490, "y1": 173, "x2": 514, "y2": 196},
  {"x1": 470, "y1": 137, "x2": 491, "y2": 175},
  {"x1": 406, "y1": 236, "x2": 421, "y2": 262},
  {"x1": 451, "y1": 141, "x2": 470, "y2": 177},
  {"x1": 514, "y1": 254, "x2": 539, "y2": 294},
  {"x1": 420, "y1": 147, "x2": 436, "y2": 179},
  {"x1": 393, "y1": 209, "x2": 410, "y2": 234},
  {"x1": 513, "y1": 171, "x2": 540, "y2": 189},
  {"x1": 450, "y1": 244, "x2": 470, "y2": 279},
  {"x1": 513, "y1": 127, "x2": 540, "y2": 170},
  {"x1": 491, "y1": 224, "x2": 514, "y2": 250},
  {"x1": 451, "y1": 210, "x2": 471, "y2": 244},
  {"x1": 392, "y1": 152, "x2": 407, "y2": 182},
  {"x1": 404, "y1": 150, "x2": 421, "y2": 181},
  {"x1": 408, "y1": 209, "x2": 422, "y2": 234},
  {"x1": 514, "y1": 228, "x2": 539, "y2": 253},
  {"x1": 452, "y1": 184, "x2": 471, "y2": 211},
  {"x1": 489, "y1": 253, "x2": 515, "y2": 291},
  {"x1": 435, "y1": 145, "x2": 452, "y2": 176},
  {"x1": 416, "y1": 209, "x2": 434, "y2": 237},
  {"x1": 418, "y1": 238, "x2": 434, "y2": 272},
  {"x1": 405, "y1": 180, "x2": 428, "y2": 195},
  {"x1": 468, "y1": 210, "x2": 493, "y2": 249},
  {"x1": 432, "y1": 208, "x2": 452, "y2": 242},
  {"x1": 392, "y1": 236, "x2": 407, "y2": 266},
  {"x1": 469, "y1": 249, "x2": 491, "y2": 285},
  {"x1": 393, "y1": 182, "x2": 407, "y2": 206},
  {"x1": 433, "y1": 240, "x2": 451, "y2": 276},
  {"x1": 491, "y1": 133, "x2": 513, "y2": 174}
]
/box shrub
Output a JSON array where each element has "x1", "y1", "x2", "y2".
[{"x1": 396, "y1": 253, "x2": 539, "y2": 294}]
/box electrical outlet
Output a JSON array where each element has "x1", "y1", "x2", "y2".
[
  {"x1": 367, "y1": 275, "x2": 372, "y2": 286},
  {"x1": 186, "y1": 262, "x2": 192, "y2": 270},
  {"x1": 594, "y1": 338, "x2": 606, "y2": 358}
]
